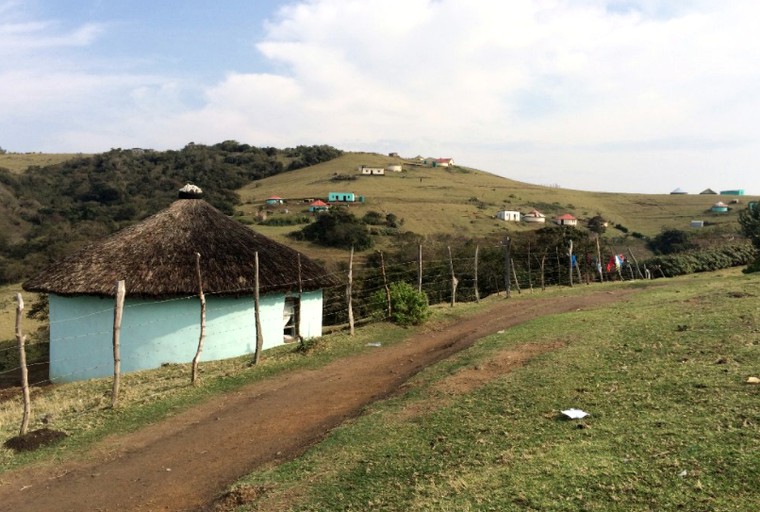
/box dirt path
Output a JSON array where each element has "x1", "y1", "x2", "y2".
[{"x1": 0, "y1": 289, "x2": 632, "y2": 511}]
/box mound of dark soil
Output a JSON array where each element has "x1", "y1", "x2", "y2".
[{"x1": 4, "y1": 428, "x2": 67, "y2": 452}]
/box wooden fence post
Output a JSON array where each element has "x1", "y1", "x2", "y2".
[
  {"x1": 379, "y1": 251, "x2": 391, "y2": 317},
  {"x1": 595, "y1": 236, "x2": 604, "y2": 283},
  {"x1": 539, "y1": 253, "x2": 546, "y2": 291},
  {"x1": 347, "y1": 246, "x2": 355, "y2": 336},
  {"x1": 474, "y1": 244, "x2": 480, "y2": 303},
  {"x1": 191, "y1": 253, "x2": 206, "y2": 385},
  {"x1": 418, "y1": 244, "x2": 423, "y2": 294},
  {"x1": 16, "y1": 293, "x2": 31, "y2": 436},
  {"x1": 111, "y1": 280, "x2": 125, "y2": 408},
  {"x1": 448, "y1": 246, "x2": 458, "y2": 307},
  {"x1": 503, "y1": 237, "x2": 511, "y2": 298},
  {"x1": 252, "y1": 252, "x2": 264, "y2": 365},
  {"x1": 511, "y1": 259, "x2": 522, "y2": 294},
  {"x1": 296, "y1": 253, "x2": 304, "y2": 347},
  {"x1": 568, "y1": 240, "x2": 574, "y2": 287},
  {"x1": 628, "y1": 249, "x2": 645, "y2": 279},
  {"x1": 527, "y1": 241, "x2": 534, "y2": 292}
]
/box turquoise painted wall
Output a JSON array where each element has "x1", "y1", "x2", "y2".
[{"x1": 48, "y1": 291, "x2": 322, "y2": 382}]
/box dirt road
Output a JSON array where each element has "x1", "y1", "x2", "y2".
[{"x1": 0, "y1": 289, "x2": 631, "y2": 511}]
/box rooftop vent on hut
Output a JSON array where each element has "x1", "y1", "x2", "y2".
[{"x1": 179, "y1": 183, "x2": 203, "y2": 199}]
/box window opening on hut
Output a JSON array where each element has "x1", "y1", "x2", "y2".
[{"x1": 283, "y1": 296, "x2": 298, "y2": 342}]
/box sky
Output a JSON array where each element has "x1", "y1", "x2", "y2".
[{"x1": 1, "y1": 0, "x2": 758, "y2": 195}]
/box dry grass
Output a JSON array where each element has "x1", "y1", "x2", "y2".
[
  {"x1": 0, "y1": 153, "x2": 88, "y2": 173},
  {"x1": 237, "y1": 152, "x2": 758, "y2": 257}
]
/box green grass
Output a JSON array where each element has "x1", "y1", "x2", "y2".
[
  {"x1": 0, "y1": 153, "x2": 87, "y2": 173},
  {"x1": 227, "y1": 270, "x2": 759, "y2": 511}
]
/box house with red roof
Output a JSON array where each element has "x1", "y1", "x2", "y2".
[{"x1": 554, "y1": 213, "x2": 578, "y2": 226}]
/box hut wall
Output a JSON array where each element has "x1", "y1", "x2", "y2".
[
  {"x1": 48, "y1": 292, "x2": 291, "y2": 382},
  {"x1": 298, "y1": 290, "x2": 323, "y2": 339}
]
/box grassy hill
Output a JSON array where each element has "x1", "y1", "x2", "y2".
[
  {"x1": 236, "y1": 151, "x2": 757, "y2": 258},
  {"x1": 0, "y1": 153, "x2": 89, "y2": 173}
]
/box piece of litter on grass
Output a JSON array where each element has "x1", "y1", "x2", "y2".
[
  {"x1": 678, "y1": 470, "x2": 688, "y2": 477},
  {"x1": 366, "y1": 342, "x2": 382, "y2": 347},
  {"x1": 747, "y1": 376, "x2": 760, "y2": 384},
  {"x1": 561, "y1": 408, "x2": 589, "y2": 419}
]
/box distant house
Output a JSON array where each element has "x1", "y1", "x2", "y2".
[
  {"x1": 328, "y1": 191, "x2": 363, "y2": 203},
  {"x1": 554, "y1": 213, "x2": 578, "y2": 226},
  {"x1": 523, "y1": 210, "x2": 546, "y2": 224},
  {"x1": 266, "y1": 196, "x2": 284, "y2": 205},
  {"x1": 358, "y1": 165, "x2": 385, "y2": 176},
  {"x1": 434, "y1": 158, "x2": 454, "y2": 167},
  {"x1": 386, "y1": 164, "x2": 403, "y2": 173},
  {"x1": 720, "y1": 189, "x2": 745, "y2": 196},
  {"x1": 670, "y1": 188, "x2": 688, "y2": 195},
  {"x1": 496, "y1": 210, "x2": 521, "y2": 222},
  {"x1": 700, "y1": 188, "x2": 718, "y2": 195},
  {"x1": 690, "y1": 220, "x2": 705, "y2": 228},
  {"x1": 711, "y1": 201, "x2": 729, "y2": 213},
  {"x1": 309, "y1": 199, "x2": 329, "y2": 212}
]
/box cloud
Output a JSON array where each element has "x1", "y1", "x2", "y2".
[{"x1": 2, "y1": 0, "x2": 760, "y2": 193}]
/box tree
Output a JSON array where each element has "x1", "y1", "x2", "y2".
[
  {"x1": 296, "y1": 209, "x2": 373, "y2": 250},
  {"x1": 738, "y1": 203, "x2": 760, "y2": 273},
  {"x1": 587, "y1": 215, "x2": 607, "y2": 234},
  {"x1": 648, "y1": 228, "x2": 696, "y2": 255}
]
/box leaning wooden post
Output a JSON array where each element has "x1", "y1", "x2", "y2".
[
  {"x1": 252, "y1": 252, "x2": 264, "y2": 365},
  {"x1": 511, "y1": 259, "x2": 522, "y2": 294},
  {"x1": 417, "y1": 244, "x2": 423, "y2": 293},
  {"x1": 16, "y1": 293, "x2": 31, "y2": 436},
  {"x1": 628, "y1": 248, "x2": 645, "y2": 279},
  {"x1": 527, "y1": 241, "x2": 534, "y2": 292},
  {"x1": 111, "y1": 280, "x2": 125, "y2": 408},
  {"x1": 473, "y1": 244, "x2": 480, "y2": 303},
  {"x1": 379, "y1": 251, "x2": 392, "y2": 317},
  {"x1": 447, "y1": 246, "x2": 458, "y2": 307},
  {"x1": 191, "y1": 253, "x2": 206, "y2": 385},
  {"x1": 347, "y1": 246, "x2": 355, "y2": 336},
  {"x1": 568, "y1": 240, "x2": 574, "y2": 287},
  {"x1": 539, "y1": 253, "x2": 547, "y2": 291},
  {"x1": 503, "y1": 237, "x2": 511, "y2": 298},
  {"x1": 296, "y1": 253, "x2": 304, "y2": 347},
  {"x1": 595, "y1": 235, "x2": 604, "y2": 283}
]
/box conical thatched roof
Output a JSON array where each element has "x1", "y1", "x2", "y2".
[{"x1": 23, "y1": 197, "x2": 338, "y2": 298}]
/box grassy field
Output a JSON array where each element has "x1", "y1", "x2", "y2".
[
  {"x1": 225, "y1": 269, "x2": 759, "y2": 511},
  {"x1": 0, "y1": 271, "x2": 757, "y2": 511},
  {"x1": 236, "y1": 152, "x2": 758, "y2": 264},
  {"x1": 0, "y1": 152, "x2": 87, "y2": 173}
]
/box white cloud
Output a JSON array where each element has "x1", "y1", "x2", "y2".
[{"x1": 3, "y1": 0, "x2": 760, "y2": 193}]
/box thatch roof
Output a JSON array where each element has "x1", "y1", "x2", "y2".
[{"x1": 23, "y1": 198, "x2": 339, "y2": 298}]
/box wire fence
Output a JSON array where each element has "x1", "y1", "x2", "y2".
[{"x1": 0, "y1": 242, "x2": 648, "y2": 437}]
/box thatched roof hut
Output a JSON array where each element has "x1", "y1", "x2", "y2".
[{"x1": 24, "y1": 190, "x2": 337, "y2": 298}]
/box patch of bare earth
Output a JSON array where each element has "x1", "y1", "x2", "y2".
[{"x1": 0, "y1": 289, "x2": 633, "y2": 512}]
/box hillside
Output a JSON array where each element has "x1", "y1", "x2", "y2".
[
  {"x1": 237, "y1": 151, "x2": 757, "y2": 255},
  {"x1": 0, "y1": 153, "x2": 89, "y2": 174}
]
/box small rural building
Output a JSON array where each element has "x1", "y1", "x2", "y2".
[
  {"x1": 328, "y1": 191, "x2": 363, "y2": 202},
  {"x1": 554, "y1": 213, "x2": 578, "y2": 226},
  {"x1": 266, "y1": 196, "x2": 284, "y2": 205},
  {"x1": 690, "y1": 220, "x2": 705, "y2": 228},
  {"x1": 23, "y1": 185, "x2": 338, "y2": 383},
  {"x1": 359, "y1": 166, "x2": 385, "y2": 176},
  {"x1": 670, "y1": 188, "x2": 688, "y2": 195},
  {"x1": 434, "y1": 158, "x2": 454, "y2": 167},
  {"x1": 720, "y1": 189, "x2": 745, "y2": 196},
  {"x1": 523, "y1": 210, "x2": 546, "y2": 223},
  {"x1": 309, "y1": 199, "x2": 329, "y2": 212},
  {"x1": 386, "y1": 164, "x2": 403, "y2": 173},
  {"x1": 711, "y1": 201, "x2": 729, "y2": 213},
  {"x1": 700, "y1": 188, "x2": 718, "y2": 195},
  {"x1": 496, "y1": 210, "x2": 521, "y2": 222}
]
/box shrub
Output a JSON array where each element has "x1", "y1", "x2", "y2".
[{"x1": 371, "y1": 281, "x2": 430, "y2": 326}]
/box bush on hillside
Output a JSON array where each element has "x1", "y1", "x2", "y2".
[
  {"x1": 370, "y1": 281, "x2": 430, "y2": 326},
  {"x1": 643, "y1": 241, "x2": 756, "y2": 277}
]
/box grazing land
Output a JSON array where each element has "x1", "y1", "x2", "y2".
[{"x1": 0, "y1": 271, "x2": 757, "y2": 511}]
